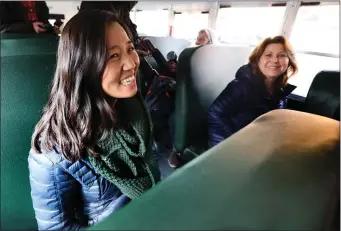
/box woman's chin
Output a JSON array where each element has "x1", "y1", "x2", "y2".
[{"x1": 117, "y1": 82, "x2": 138, "y2": 98}]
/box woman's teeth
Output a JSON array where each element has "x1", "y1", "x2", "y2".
[{"x1": 120, "y1": 76, "x2": 135, "y2": 85}]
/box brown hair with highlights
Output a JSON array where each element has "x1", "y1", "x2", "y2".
[{"x1": 248, "y1": 35, "x2": 298, "y2": 86}]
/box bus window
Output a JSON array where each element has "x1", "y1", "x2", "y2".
[
  {"x1": 289, "y1": 4, "x2": 339, "y2": 97},
  {"x1": 288, "y1": 54, "x2": 339, "y2": 97},
  {"x1": 172, "y1": 12, "x2": 209, "y2": 42},
  {"x1": 216, "y1": 6, "x2": 286, "y2": 46},
  {"x1": 134, "y1": 10, "x2": 169, "y2": 36},
  {"x1": 290, "y1": 4, "x2": 339, "y2": 55}
]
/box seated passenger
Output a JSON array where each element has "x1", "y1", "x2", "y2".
[
  {"x1": 195, "y1": 28, "x2": 220, "y2": 45},
  {"x1": 0, "y1": 1, "x2": 59, "y2": 34},
  {"x1": 28, "y1": 10, "x2": 160, "y2": 230},
  {"x1": 166, "y1": 51, "x2": 178, "y2": 74},
  {"x1": 208, "y1": 35, "x2": 298, "y2": 147}
]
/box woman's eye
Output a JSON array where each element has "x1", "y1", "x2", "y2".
[
  {"x1": 109, "y1": 53, "x2": 119, "y2": 59},
  {"x1": 128, "y1": 47, "x2": 135, "y2": 52}
]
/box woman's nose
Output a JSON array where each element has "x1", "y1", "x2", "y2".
[
  {"x1": 271, "y1": 56, "x2": 279, "y2": 62},
  {"x1": 122, "y1": 56, "x2": 136, "y2": 71}
]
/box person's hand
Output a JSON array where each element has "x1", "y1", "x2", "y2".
[{"x1": 32, "y1": 21, "x2": 47, "y2": 34}]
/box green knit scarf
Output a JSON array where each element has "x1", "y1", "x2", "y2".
[{"x1": 88, "y1": 93, "x2": 160, "y2": 199}]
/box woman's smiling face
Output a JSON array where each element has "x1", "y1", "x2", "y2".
[
  {"x1": 258, "y1": 43, "x2": 289, "y2": 81},
  {"x1": 101, "y1": 22, "x2": 140, "y2": 99}
]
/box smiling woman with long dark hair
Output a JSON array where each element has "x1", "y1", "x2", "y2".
[{"x1": 28, "y1": 10, "x2": 160, "y2": 230}]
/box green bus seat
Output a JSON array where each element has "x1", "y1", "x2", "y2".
[
  {"x1": 89, "y1": 110, "x2": 340, "y2": 230},
  {"x1": 174, "y1": 45, "x2": 251, "y2": 161},
  {"x1": 303, "y1": 70, "x2": 340, "y2": 120},
  {"x1": 1, "y1": 34, "x2": 59, "y2": 230}
]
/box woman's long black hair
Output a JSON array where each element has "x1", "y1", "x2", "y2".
[{"x1": 31, "y1": 10, "x2": 133, "y2": 162}]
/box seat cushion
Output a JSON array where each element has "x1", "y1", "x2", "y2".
[
  {"x1": 1, "y1": 34, "x2": 58, "y2": 230},
  {"x1": 174, "y1": 44, "x2": 251, "y2": 154},
  {"x1": 89, "y1": 109, "x2": 340, "y2": 230},
  {"x1": 303, "y1": 70, "x2": 340, "y2": 120}
]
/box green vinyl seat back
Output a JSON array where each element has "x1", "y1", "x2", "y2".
[
  {"x1": 174, "y1": 44, "x2": 251, "y2": 160},
  {"x1": 88, "y1": 109, "x2": 340, "y2": 230},
  {"x1": 1, "y1": 33, "x2": 59, "y2": 230},
  {"x1": 303, "y1": 70, "x2": 340, "y2": 120}
]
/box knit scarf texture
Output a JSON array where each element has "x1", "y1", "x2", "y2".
[{"x1": 88, "y1": 93, "x2": 160, "y2": 199}]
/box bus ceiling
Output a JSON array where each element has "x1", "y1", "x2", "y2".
[{"x1": 131, "y1": 1, "x2": 338, "y2": 12}]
